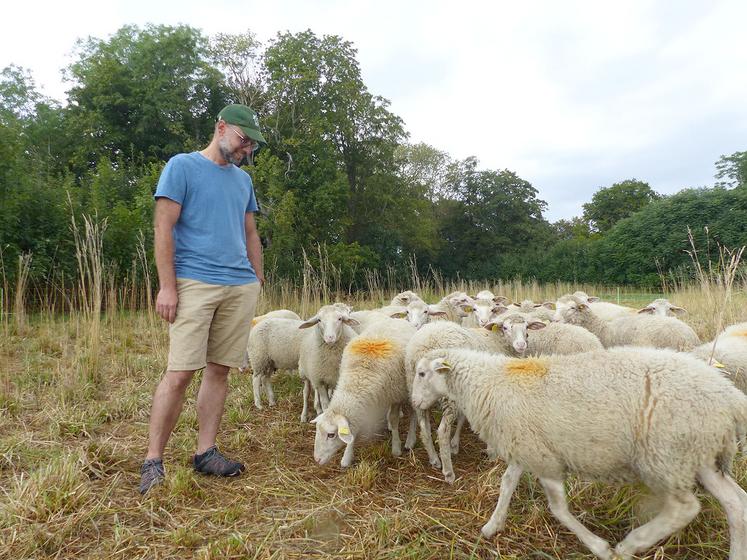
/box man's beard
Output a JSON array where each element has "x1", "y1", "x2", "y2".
[{"x1": 218, "y1": 136, "x2": 244, "y2": 166}]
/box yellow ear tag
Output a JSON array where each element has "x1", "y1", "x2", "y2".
[
  {"x1": 464, "y1": 306, "x2": 473, "y2": 312},
  {"x1": 712, "y1": 360, "x2": 726, "y2": 369},
  {"x1": 491, "y1": 324, "x2": 498, "y2": 332},
  {"x1": 338, "y1": 426, "x2": 350, "y2": 435},
  {"x1": 441, "y1": 361, "x2": 451, "y2": 368}
]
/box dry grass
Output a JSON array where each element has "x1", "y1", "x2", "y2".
[{"x1": 1, "y1": 277, "x2": 747, "y2": 560}]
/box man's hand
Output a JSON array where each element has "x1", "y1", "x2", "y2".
[
  {"x1": 257, "y1": 272, "x2": 266, "y2": 286},
  {"x1": 156, "y1": 287, "x2": 178, "y2": 323}
]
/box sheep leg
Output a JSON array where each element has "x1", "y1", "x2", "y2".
[
  {"x1": 697, "y1": 466, "x2": 747, "y2": 560},
  {"x1": 613, "y1": 490, "x2": 700, "y2": 560},
  {"x1": 316, "y1": 383, "x2": 331, "y2": 412},
  {"x1": 404, "y1": 409, "x2": 417, "y2": 450},
  {"x1": 264, "y1": 376, "x2": 276, "y2": 407},
  {"x1": 300, "y1": 378, "x2": 310, "y2": 422},
  {"x1": 388, "y1": 404, "x2": 402, "y2": 457},
  {"x1": 437, "y1": 402, "x2": 456, "y2": 484},
  {"x1": 252, "y1": 374, "x2": 264, "y2": 409},
  {"x1": 481, "y1": 462, "x2": 524, "y2": 538},
  {"x1": 450, "y1": 411, "x2": 467, "y2": 454},
  {"x1": 416, "y1": 408, "x2": 441, "y2": 469},
  {"x1": 340, "y1": 441, "x2": 355, "y2": 468},
  {"x1": 313, "y1": 389, "x2": 322, "y2": 414},
  {"x1": 538, "y1": 477, "x2": 615, "y2": 560}
]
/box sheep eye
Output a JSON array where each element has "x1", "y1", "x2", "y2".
[
  {"x1": 418, "y1": 371, "x2": 425, "y2": 377},
  {"x1": 338, "y1": 317, "x2": 342, "y2": 321},
  {"x1": 327, "y1": 432, "x2": 336, "y2": 439}
]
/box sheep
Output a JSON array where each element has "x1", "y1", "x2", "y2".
[
  {"x1": 486, "y1": 313, "x2": 603, "y2": 357},
  {"x1": 440, "y1": 291, "x2": 478, "y2": 324},
  {"x1": 247, "y1": 317, "x2": 305, "y2": 409},
  {"x1": 639, "y1": 298, "x2": 687, "y2": 317},
  {"x1": 508, "y1": 299, "x2": 555, "y2": 323},
  {"x1": 297, "y1": 304, "x2": 359, "y2": 422},
  {"x1": 312, "y1": 317, "x2": 416, "y2": 468},
  {"x1": 391, "y1": 299, "x2": 449, "y2": 330},
  {"x1": 348, "y1": 309, "x2": 394, "y2": 333},
  {"x1": 571, "y1": 291, "x2": 638, "y2": 321},
  {"x1": 240, "y1": 309, "x2": 302, "y2": 372},
  {"x1": 390, "y1": 290, "x2": 423, "y2": 307},
  {"x1": 554, "y1": 295, "x2": 700, "y2": 351},
  {"x1": 691, "y1": 322, "x2": 747, "y2": 395},
  {"x1": 412, "y1": 346, "x2": 747, "y2": 560},
  {"x1": 404, "y1": 320, "x2": 513, "y2": 482}
]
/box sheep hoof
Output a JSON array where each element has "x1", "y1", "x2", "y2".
[
  {"x1": 443, "y1": 471, "x2": 455, "y2": 484},
  {"x1": 300, "y1": 414, "x2": 308, "y2": 423},
  {"x1": 450, "y1": 441, "x2": 460, "y2": 454},
  {"x1": 392, "y1": 445, "x2": 402, "y2": 457},
  {"x1": 429, "y1": 456, "x2": 442, "y2": 469},
  {"x1": 480, "y1": 523, "x2": 498, "y2": 539},
  {"x1": 254, "y1": 403, "x2": 263, "y2": 410}
]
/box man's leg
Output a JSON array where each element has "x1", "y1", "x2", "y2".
[
  {"x1": 146, "y1": 369, "x2": 196, "y2": 460},
  {"x1": 196, "y1": 362, "x2": 230, "y2": 454}
]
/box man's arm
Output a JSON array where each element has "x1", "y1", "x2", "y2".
[
  {"x1": 154, "y1": 197, "x2": 182, "y2": 322},
  {"x1": 245, "y1": 212, "x2": 265, "y2": 285}
]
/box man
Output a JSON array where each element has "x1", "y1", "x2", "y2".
[{"x1": 139, "y1": 104, "x2": 266, "y2": 495}]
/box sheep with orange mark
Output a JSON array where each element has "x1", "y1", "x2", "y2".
[
  {"x1": 312, "y1": 317, "x2": 416, "y2": 468},
  {"x1": 297, "y1": 304, "x2": 359, "y2": 422},
  {"x1": 412, "y1": 346, "x2": 747, "y2": 560},
  {"x1": 691, "y1": 322, "x2": 747, "y2": 395}
]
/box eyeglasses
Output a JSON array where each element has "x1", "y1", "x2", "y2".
[{"x1": 227, "y1": 125, "x2": 258, "y2": 151}]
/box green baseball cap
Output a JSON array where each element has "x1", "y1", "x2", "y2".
[{"x1": 217, "y1": 104, "x2": 267, "y2": 146}]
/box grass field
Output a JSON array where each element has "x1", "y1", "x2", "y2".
[{"x1": 1, "y1": 277, "x2": 746, "y2": 559}]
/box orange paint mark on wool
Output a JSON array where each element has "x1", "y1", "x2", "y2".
[
  {"x1": 251, "y1": 318, "x2": 260, "y2": 327},
  {"x1": 732, "y1": 330, "x2": 747, "y2": 338},
  {"x1": 349, "y1": 339, "x2": 394, "y2": 358},
  {"x1": 504, "y1": 358, "x2": 549, "y2": 377}
]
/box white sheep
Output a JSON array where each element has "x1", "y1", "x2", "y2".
[
  {"x1": 247, "y1": 317, "x2": 305, "y2": 409},
  {"x1": 412, "y1": 347, "x2": 747, "y2": 560},
  {"x1": 469, "y1": 296, "x2": 510, "y2": 327},
  {"x1": 390, "y1": 290, "x2": 423, "y2": 307},
  {"x1": 486, "y1": 312, "x2": 603, "y2": 357},
  {"x1": 404, "y1": 320, "x2": 512, "y2": 482},
  {"x1": 240, "y1": 309, "x2": 302, "y2": 372},
  {"x1": 571, "y1": 291, "x2": 638, "y2": 321},
  {"x1": 638, "y1": 298, "x2": 687, "y2": 317},
  {"x1": 554, "y1": 295, "x2": 700, "y2": 351},
  {"x1": 297, "y1": 304, "x2": 359, "y2": 422},
  {"x1": 691, "y1": 322, "x2": 747, "y2": 395},
  {"x1": 390, "y1": 299, "x2": 450, "y2": 330},
  {"x1": 312, "y1": 317, "x2": 416, "y2": 468},
  {"x1": 508, "y1": 299, "x2": 555, "y2": 323}
]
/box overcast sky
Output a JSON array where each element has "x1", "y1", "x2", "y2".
[{"x1": 2, "y1": 0, "x2": 745, "y2": 221}]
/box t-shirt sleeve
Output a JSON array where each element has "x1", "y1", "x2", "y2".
[
  {"x1": 245, "y1": 177, "x2": 259, "y2": 213},
  {"x1": 154, "y1": 156, "x2": 187, "y2": 204}
]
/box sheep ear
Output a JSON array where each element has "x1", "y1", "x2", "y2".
[
  {"x1": 484, "y1": 321, "x2": 499, "y2": 332},
  {"x1": 541, "y1": 301, "x2": 556, "y2": 310},
  {"x1": 299, "y1": 316, "x2": 320, "y2": 329},
  {"x1": 342, "y1": 317, "x2": 360, "y2": 326},
  {"x1": 528, "y1": 321, "x2": 546, "y2": 330},
  {"x1": 510, "y1": 302, "x2": 520, "y2": 307},
  {"x1": 492, "y1": 304, "x2": 508, "y2": 314},
  {"x1": 578, "y1": 303, "x2": 588, "y2": 311},
  {"x1": 637, "y1": 307, "x2": 654, "y2": 314},
  {"x1": 310, "y1": 413, "x2": 322, "y2": 424},
  {"x1": 671, "y1": 306, "x2": 687, "y2": 315},
  {"x1": 390, "y1": 311, "x2": 407, "y2": 319},
  {"x1": 433, "y1": 359, "x2": 452, "y2": 374},
  {"x1": 494, "y1": 296, "x2": 509, "y2": 305},
  {"x1": 336, "y1": 417, "x2": 354, "y2": 444},
  {"x1": 428, "y1": 306, "x2": 448, "y2": 317},
  {"x1": 587, "y1": 297, "x2": 600, "y2": 303}
]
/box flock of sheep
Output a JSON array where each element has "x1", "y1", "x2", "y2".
[{"x1": 241, "y1": 289, "x2": 747, "y2": 560}]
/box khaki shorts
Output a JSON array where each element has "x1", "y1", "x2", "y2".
[{"x1": 168, "y1": 278, "x2": 261, "y2": 371}]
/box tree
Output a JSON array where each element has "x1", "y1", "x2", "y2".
[
  {"x1": 715, "y1": 151, "x2": 747, "y2": 189},
  {"x1": 65, "y1": 24, "x2": 229, "y2": 170},
  {"x1": 207, "y1": 31, "x2": 266, "y2": 109},
  {"x1": 582, "y1": 179, "x2": 660, "y2": 233}
]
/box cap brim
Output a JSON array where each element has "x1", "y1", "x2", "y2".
[{"x1": 238, "y1": 126, "x2": 267, "y2": 147}]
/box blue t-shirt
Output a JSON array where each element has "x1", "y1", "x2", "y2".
[{"x1": 154, "y1": 152, "x2": 259, "y2": 285}]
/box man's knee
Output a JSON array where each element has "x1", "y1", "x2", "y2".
[{"x1": 164, "y1": 369, "x2": 196, "y2": 391}]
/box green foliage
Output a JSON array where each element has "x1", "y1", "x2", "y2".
[
  {"x1": 715, "y1": 151, "x2": 747, "y2": 189},
  {"x1": 583, "y1": 179, "x2": 660, "y2": 233}
]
